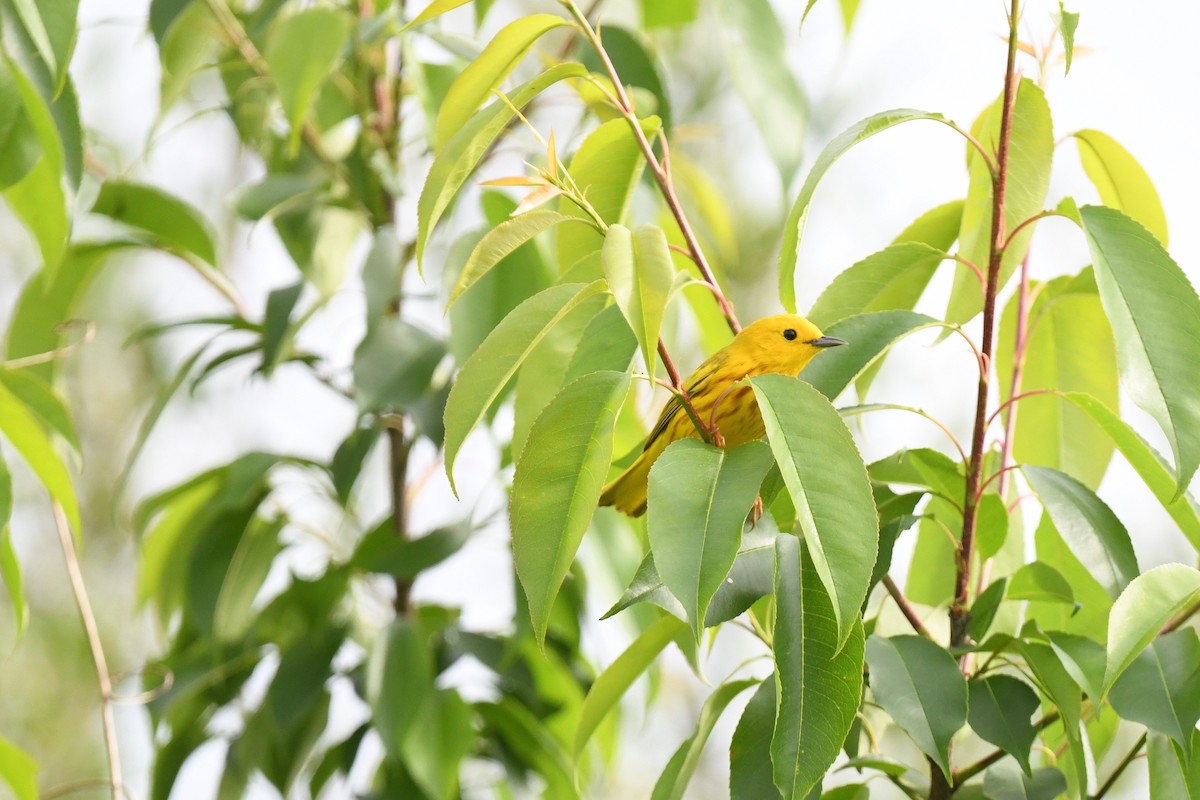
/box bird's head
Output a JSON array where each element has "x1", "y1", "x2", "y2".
[{"x1": 734, "y1": 313, "x2": 846, "y2": 375}]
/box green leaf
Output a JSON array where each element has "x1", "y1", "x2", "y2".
[
  {"x1": 574, "y1": 614, "x2": 687, "y2": 759},
  {"x1": 400, "y1": 689, "x2": 474, "y2": 800},
  {"x1": 975, "y1": 491, "x2": 1010, "y2": 559},
  {"x1": 8, "y1": 0, "x2": 78, "y2": 93},
  {"x1": 648, "y1": 439, "x2": 773, "y2": 640},
  {"x1": 265, "y1": 7, "x2": 350, "y2": 154},
  {"x1": 1059, "y1": 391, "x2": 1200, "y2": 550},
  {"x1": 996, "y1": 271, "x2": 1118, "y2": 488},
  {"x1": 1043, "y1": 630, "x2": 1106, "y2": 702},
  {"x1": 730, "y1": 676, "x2": 781, "y2": 800},
  {"x1": 563, "y1": 304, "x2": 638, "y2": 384},
  {"x1": 435, "y1": 14, "x2": 568, "y2": 151},
  {"x1": 401, "y1": 0, "x2": 471, "y2": 31},
  {"x1": 603, "y1": 223, "x2": 675, "y2": 377},
  {"x1": 0, "y1": 735, "x2": 38, "y2": 800},
  {"x1": 212, "y1": 514, "x2": 283, "y2": 642},
  {"x1": 652, "y1": 678, "x2": 759, "y2": 800},
  {"x1": 0, "y1": 524, "x2": 26, "y2": 639},
  {"x1": 1110, "y1": 629, "x2": 1200, "y2": 744},
  {"x1": 1019, "y1": 641, "x2": 1087, "y2": 793},
  {"x1": 1052, "y1": 4, "x2": 1079, "y2": 76},
  {"x1": 555, "y1": 116, "x2": 660, "y2": 273},
  {"x1": 779, "y1": 109, "x2": 950, "y2": 313},
  {"x1": 1148, "y1": 731, "x2": 1200, "y2": 800},
  {"x1": 864, "y1": 634, "x2": 967, "y2": 778},
  {"x1": 947, "y1": 79, "x2": 1053, "y2": 325},
  {"x1": 0, "y1": 59, "x2": 41, "y2": 190},
  {"x1": 772, "y1": 535, "x2": 865, "y2": 800},
  {"x1": 443, "y1": 280, "x2": 606, "y2": 489},
  {"x1": 92, "y1": 180, "x2": 218, "y2": 266},
  {"x1": 717, "y1": 0, "x2": 807, "y2": 182},
  {"x1": 1073, "y1": 130, "x2": 1166, "y2": 245},
  {"x1": 0, "y1": 368, "x2": 79, "y2": 454},
  {"x1": 233, "y1": 174, "x2": 326, "y2": 222},
  {"x1": 351, "y1": 519, "x2": 473, "y2": 578},
  {"x1": 1006, "y1": 561, "x2": 1075, "y2": 605},
  {"x1": 969, "y1": 578, "x2": 1006, "y2": 642},
  {"x1": 807, "y1": 243, "x2": 948, "y2": 328},
  {"x1": 1104, "y1": 563, "x2": 1200, "y2": 696},
  {"x1": 1022, "y1": 466, "x2": 1137, "y2": 600},
  {"x1": 367, "y1": 619, "x2": 434, "y2": 755},
  {"x1": 641, "y1": 0, "x2": 697, "y2": 27},
  {"x1": 1078, "y1": 204, "x2": 1200, "y2": 494},
  {"x1": 1025, "y1": 513, "x2": 1112, "y2": 642},
  {"x1": 417, "y1": 62, "x2": 586, "y2": 271},
  {"x1": 579, "y1": 26, "x2": 672, "y2": 127},
  {"x1": 967, "y1": 674, "x2": 1040, "y2": 775},
  {"x1": 511, "y1": 370, "x2": 631, "y2": 646},
  {"x1": 158, "y1": 1, "x2": 219, "y2": 111},
  {"x1": 260, "y1": 282, "x2": 303, "y2": 376},
  {"x1": 330, "y1": 425, "x2": 380, "y2": 506},
  {"x1": 353, "y1": 317, "x2": 445, "y2": 413},
  {"x1": 478, "y1": 699, "x2": 575, "y2": 799},
  {"x1": 983, "y1": 763, "x2": 1068, "y2": 800},
  {"x1": 750, "y1": 375, "x2": 878, "y2": 649},
  {"x1": 448, "y1": 210, "x2": 584, "y2": 308},
  {"x1": 0, "y1": 380, "x2": 79, "y2": 538},
  {"x1": 799, "y1": 310, "x2": 938, "y2": 401}
]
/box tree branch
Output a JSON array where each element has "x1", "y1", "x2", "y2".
[
  {"x1": 883, "y1": 575, "x2": 934, "y2": 640},
  {"x1": 1091, "y1": 732, "x2": 1147, "y2": 800}
]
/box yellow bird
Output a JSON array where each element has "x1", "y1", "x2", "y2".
[{"x1": 599, "y1": 314, "x2": 846, "y2": 516}]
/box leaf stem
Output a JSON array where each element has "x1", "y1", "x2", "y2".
[
  {"x1": 54, "y1": 503, "x2": 124, "y2": 800},
  {"x1": 950, "y1": 710, "x2": 1061, "y2": 787},
  {"x1": 882, "y1": 575, "x2": 934, "y2": 640}
]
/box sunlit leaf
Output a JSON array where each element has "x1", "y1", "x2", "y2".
[
  {"x1": 1110, "y1": 629, "x2": 1200, "y2": 745},
  {"x1": 603, "y1": 223, "x2": 675, "y2": 375},
  {"x1": 0, "y1": 735, "x2": 37, "y2": 800},
  {"x1": 264, "y1": 7, "x2": 351, "y2": 154},
  {"x1": 800, "y1": 310, "x2": 938, "y2": 401},
  {"x1": 1052, "y1": 3, "x2": 1079, "y2": 76},
  {"x1": 1073, "y1": 130, "x2": 1166, "y2": 244},
  {"x1": 1104, "y1": 564, "x2": 1200, "y2": 696},
  {"x1": 92, "y1": 180, "x2": 218, "y2": 266},
  {"x1": 0, "y1": 380, "x2": 79, "y2": 538},
  {"x1": 808, "y1": 243, "x2": 947, "y2": 329},
  {"x1": 401, "y1": 0, "x2": 471, "y2": 31}
]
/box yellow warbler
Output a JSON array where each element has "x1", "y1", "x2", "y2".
[{"x1": 599, "y1": 314, "x2": 846, "y2": 516}]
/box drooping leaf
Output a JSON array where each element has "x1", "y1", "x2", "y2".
[
  {"x1": 982, "y1": 763, "x2": 1068, "y2": 800},
  {"x1": 1109, "y1": 629, "x2": 1200, "y2": 745},
  {"x1": 367, "y1": 619, "x2": 433, "y2": 755},
  {"x1": 1022, "y1": 465, "x2": 1138, "y2": 600},
  {"x1": 1073, "y1": 130, "x2": 1167, "y2": 244},
  {"x1": 779, "y1": 109, "x2": 951, "y2": 312},
  {"x1": 603, "y1": 223, "x2": 675, "y2": 377},
  {"x1": 648, "y1": 439, "x2": 773, "y2": 640},
  {"x1": 0, "y1": 380, "x2": 80, "y2": 538},
  {"x1": 1104, "y1": 564, "x2": 1200, "y2": 697},
  {"x1": 1148, "y1": 731, "x2": 1200, "y2": 800},
  {"x1": 1006, "y1": 561, "x2": 1075, "y2": 606},
  {"x1": 264, "y1": 7, "x2": 351, "y2": 153},
  {"x1": 212, "y1": 514, "x2": 283, "y2": 642},
  {"x1": 946, "y1": 79, "x2": 1053, "y2": 325},
  {"x1": 1052, "y1": 4, "x2": 1079, "y2": 76},
  {"x1": 1078, "y1": 204, "x2": 1200, "y2": 494},
  {"x1": 730, "y1": 675, "x2": 781, "y2": 800},
  {"x1": 91, "y1": 180, "x2": 218, "y2": 266},
  {"x1": 435, "y1": 14, "x2": 568, "y2": 151},
  {"x1": 1019, "y1": 641, "x2": 1088, "y2": 794},
  {"x1": 799, "y1": 310, "x2": 938, "y2": 401},
  {"x1": 443, "y1": 280, "x2": 605, "y2": 488},
  {"x1": 772, "y1": 535, "x2": 865, "y2": 800},
  {"x1": 807, "y1": 243, "x2": 947, "y2": 328},
  {"x1": 0, "y1": 735, "x2": 38, "y2": 800},
  {"x1": 652, "y1": 678, "x2": 759, "y2": 800},
  {"x1": 967, "y1": 674, "x2": 1040, "y2": 775},
  {"x1": 0, "y1": 59, "x2": 41, "y2": 191},
  {"x1": 750, "y1": 375, "x2": 877, "y2": 648},
  {"x1": 511, "y1": 371, "x2": 631, "y2": 645},
  {"x1": 353, "y1": 317, "x2": 445, "y2": 413}
]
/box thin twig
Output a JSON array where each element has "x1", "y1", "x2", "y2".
[
  {"x1": 952, "y1": 710, "x2": 1061, "y2": 786},
  {"x1": 1160, "y1": 598, "x2": 1200, "y2": 635},
  {"x1": 1091, "y1": 732, "x2": 1147, "y2": 800},
  {"x1": 54, "y1": 503, "x2": 123, "y2": 799},
  {"x1": 882, "y1": 575, "x2": 933, "y2": 640}
]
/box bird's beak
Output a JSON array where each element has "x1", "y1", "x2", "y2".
[{"x1": 809, "y1": 336, "x2": 847, "y2": 348}]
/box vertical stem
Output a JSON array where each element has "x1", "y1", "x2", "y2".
[
  {"x1": 950, "y1": 0, "x2": 1021, "y2": 650},
  {"x1": 388, "y1": 425, "x2": 413, "y2": 614},
  {"x1": 1093, "y1": 732, "x2": 1147, "y2": 799},
  {"x1": 54, "y1": 504, "x2": 123, "y2": 799}
]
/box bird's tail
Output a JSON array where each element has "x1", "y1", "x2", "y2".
[{"x1": 598, "y1": 450, "x2": 652, "y2": 517}]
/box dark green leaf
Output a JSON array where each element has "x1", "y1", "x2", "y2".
[
  {"x1": 652, "y1": 678, "x2": 759, "y2": 800},
  {"x1": 982, "y1": 763, "x2": 1068, "y2": 800},
  {"x1": 7, "y1": 0, "x2": 78, "y2": 93},
  {"x1": 800, "y1": 310, "x2": 938, "y2": 401},
  {"x1": 1006, "y1": 561, "x2": 1075, "y2": 605},
  {"x1": 1105, "y1": 564, "x2": 1200, "y2": 696},
  {"x1": 212, "y1": 514, "x2": 283, "y2": 642},
  {"x1": 233, "y1": 174, "x2": 326, "y2": 221},
  {"x1": 400, "y1": 689, "x2": 474, "y2": 800},
  {"x1": 367, "y1": 619, "x2": 433, "y2": 754},
  {"x1": 969, "y1": 578, "x2": 1007, "y2": 641},
  {"x1": 330, "y1": 425, "x2": 379, "y2": 506},
  {"x1": 0, "y1": 59, "x2": 41, "y2": 190},
  {"x1": 1110, "y1": 629, "x2": 1200, "y2": 744},
  {"x1": 730, "y1": 676, "x2": 781, "y2": 800},
  {"x1": 1148, "y1": 730, "x2": 1200, "y2": 800},
  {"x1": 967, "y1": 674, "x2": 1040, "y2": 775},
  {"x1": 353, "y1": 317, "x2": 445, "y2": 413},
  {"x1": 260, "y1": 281, "x2": 303, "y2": 375},
  {"x1": 350, "y1": 519, "x2": 473, "y2": 578}
]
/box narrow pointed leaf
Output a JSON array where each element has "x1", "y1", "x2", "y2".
[
  {"x1": 265, "y1": 8, "x2": 350, "y2": 153},
  {"x1": 511, "y1": 370, "x2": 631, "y2": 645},
  {"x1": 448, "y1": 211, "x2": 583, "y2": 307},
  {"x1": 1073, "y1": 130, "x2": 1167, "y2": 244},
  {"x1": 443, "y1": 280, "x2": 606, "y2": 489},
  {"x1": 730, "y1": 675, "x2": 780, "y2": 800},
  {"x1": 0, "y1": 735, "x2": 38, "y2": 800},
  {"x1": 864, "y1": 635, "x2": 967, "y2": 778},
  {"x1": 603, "y1": 224, "x2": 675, "y2": 375},
  {"x1": 1052, "y1": 4, "x2": 1079, "y2": 75},
  {"x1": 1109, "y1": 629, "x2": 1200, "y2": 744},
  {"x1": 968, "y1": 675, "x2": 1040, "y2": 775},
  {"x1": 92, "y1": 180, "x2": 218, "y2": 266},
  {"x1": 750, "y1": 374, "x2": 878, "y2": 647},
  {"x1": 435, "y1": 15, "x2": 568, "y2": 151},
  {"x1": 1104, "y1": 564, "x2": 1200, "y2": 696},
  {"x1": 652, "y1": 678, "x2": 759, "y2": 800},
  {"x1": 0, "y1": 381, "x2": 79, "y2": 538},
  {"x1": 808, "y1": 243, "x2": 947, "y2": 328},
  {"x1": 1020, "y1": 641, "x2": 1087, "y2": 793},
  {"x1": 1077, "y1": 204, "x2": 1200, "y2": 494},
  {"x1": 0, "y1": 59, "x2": 41, "y2": 191},
  {"x1": 799, "y1": 310, "x2": 938, "y2": 401},
  {"x1": 771, "y1": 535, "x2": 864, "y2": 800},
  {"x1": 402, "y1": 0, "x2": 471, "y2": 31}
]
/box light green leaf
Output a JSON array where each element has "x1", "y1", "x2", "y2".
[
  {"x1": 1025, "y1": 513, "x2": 1112, "y2": 642},
  {"x1": 402, "y1": 0, "x2": 471, "y2": 31},
  {"x1": 366, "y1": 619, "x2": 433, "y2": 755},
  {"x1": 1059, "y1": 391, "x2": 1200, "y2": 550},
  {"x1": 1110, "y1": 629, "x2": 1200, "y2": 745},
  {"x1": 1006, "y1": 561, "x2": 1075, "y2": 605},
  {"x1": 717, "y1": 0, "x2": 806, "y2": 182},
  {"x1": 799, "y1": 310, "x2": 938, "y2": 401},
  {"x1": 983, "y1": 763, "x2": 1068, "y2": 800},
  {"x1": 865, "y1": 634, "x2": 967, "y2": 779},
  {"x1": 158, "y1": 1, "x2": 219, "y2": 111},
  {"x1": 212, "y1": 514, "x2": 283, "y2": 643},
  {"x1": 10, "y1": 0, "x2": 78, "y2": 93},
  {"x1": 750, "y1": 375, "x2": 878, "y2": 648},
  {"x1": 0, "y1": 523, "x2": 26, "y2": 639},
  {"x1": 555, "y1": 116, "x2": 660, "y2": 273},
  {"x1": 1148, "y1": 731, "x2": 1200, "y2": 800},
  {"x1": 1073, "y1": 130, "x2": 1166, "y2": 245},
  {"x1": 772, "y1": 535, "x2": 865, "y2": 800},
  {"x1": 418, "y1": 62, "x2": 586, "y2": 271},
  {"x1": 449, "y1": 210, "x2": 585, "y2": 308},
  {"x1": 808, "y1": 243, "x2": 947, "y2": 328},
  {"x1": 400, "y1": 688, "x2": 474, "y2": 800},
  {"x1": 947, "y1": 79, "x2": 1053, "y2": 324},
  {"x1": 574, "y1": 614, "x2": 687, "y2": 759},
  {"x1": 353, "y1": 317, "x2": 445, "y2": 413},
  {"x1": 1043, "y1": 630, "x2": 1105, "y2": 703},
  {"x1": 1052, "y1": 4, "x2": 1079, "y2": 76},
  {"x1": 511, "y1": 370, "x2": 631, "y2": 646},
  {"x1": 730, "y1": 675, "x2": 780, "y2": 800},
  {"x1": 1023, "y1": 465, "x2": 1137, "y2": 600},
  {"x1": 1078, "y1": 204, "x2": 1200, "y2": 494},
  {"x1": 648, "y1": 439, "x2": 773, "y2": 641},
  {"x1": 443, "y1": 280, "x2": 605, "y2": 489},
  {"x1": 0, "y1": 368, "x2": 79, "y2": 454},
  {"x1": 652, "y1": 678, "x2": 759, "y2": 800},
  {"x1": 435, "y1": 14, "x2": 568, "y2": 151},
  {"x1": 92, "y1": 180, "x2": 217, "y2": 266},
  {"x1": 996, "y1": 270, "x2": 1118, "y2": 488},
  {"x1": 1104, "y1": 563, "x2": 1200, "y2": 696},
  {"x1": 0, "y1": 59, "x2": 41, "y2": 191},
  {"x1": 641, "y1": 0, "x2": 697, "y2": 27},
  {"x1": 603, "y1": 223, "x2": 675, "y2": 376},
  {"x1": 779, "y1": 109, "x2": 950, "y2": 313},
  {"x1": 0, "y1": 380, "x2": 79, "y2": 538},
  {"x1": 968, "y1": 674, "x2": 1040, "y2": 775},
  {"x1": 0, "y1": 735, "x2": 38, "y2": 800},
  {"x1": 264, "y1": 7, "x2": 350, "y2": 154}
]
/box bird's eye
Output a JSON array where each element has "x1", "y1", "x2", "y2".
[{"x1": 783, "y1": 328, "x2": 798, "y2": 341}]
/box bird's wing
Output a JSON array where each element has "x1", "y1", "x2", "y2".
[{"x1": 641, "y1": 355, "x2": 725, "y2": 452}]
